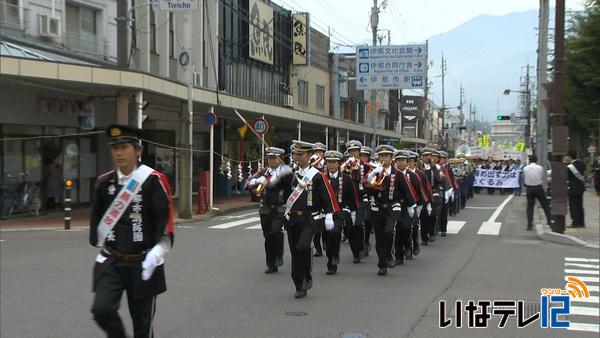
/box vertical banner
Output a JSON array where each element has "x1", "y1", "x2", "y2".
[
  {"x1": 249, "y1": 0, "x2": 274, "y2": 64},
  {"x1": 478, "y1": 138, "x2": 483, "y2": 147},
  {"x1": 292, "y1": 13, "x2": 308, "y2": 65},
  {"x1": 483, "y1": 134, "x2": 489, "y2": 148}
]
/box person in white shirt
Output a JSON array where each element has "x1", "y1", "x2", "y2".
[{"x1": 523, "y1": 155, "x2": 552, "y2": 230}]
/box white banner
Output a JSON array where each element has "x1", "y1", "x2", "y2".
[
  {"x1": 292, "y1": 13, "x2": 308, "y2": 65},
  {"x1": 249, "y1": 0, "x2": 274, "y2": 64},
  {"x1": 474, "y1": 169, "x2": 520, "y2": 188}
]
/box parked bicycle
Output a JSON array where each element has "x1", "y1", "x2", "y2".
[{"x1": 1, "y1": 172, "x2": 41, "y2": 217}]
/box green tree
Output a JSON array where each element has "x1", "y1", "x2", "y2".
[{"x1": 565, "y1": 0, "x2": 600, "y2": 152}]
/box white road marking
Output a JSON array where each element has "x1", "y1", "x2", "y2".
[
  {"x1": 244, "y1": 224, "x2": 262, "y2": 230},
  {"x1": 564, "y1": 269, "x2": 600, "y2": 276},
  {"x1": 566, "y1": 322, "x2": 599, "y2": 333},
  {"x1": 219, "y1": 212, "x2": 258, "y2": 220},
  {"x1": 446, "y1": 221, "x2": 466, "y2": 234},
  {"x1": 477, "y1": 195, "x2": 514, "y2": 236},
  {"x1": 564, "y1": 276, "x2": 600, "y2": 283},
  {"x1": 0, "y1": 239, "x2": 4, "y2": 242},
  {"x1": 465, "y1": 206, "x2": 497, "y2": 210},
  {"x1": 565, "y1": 263, "x2": 600, "y2": 269},
  {"x1": 569, "y1": 306, "x2": 600, "y2": 317},
  {"x1": 565, "y1": 257, "x2": 600, "y2": 263},
  {"x1": 209, "y1": 217, "x2": 261, "y2": 229}
]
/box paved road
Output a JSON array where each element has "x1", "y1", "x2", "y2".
[{"x1": 1, "y1": 194, "x2": 598, "y2": 337}]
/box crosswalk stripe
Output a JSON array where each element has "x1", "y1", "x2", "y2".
[
  {"x1": 566, "y1": 322, "x2": 599, "y2": 333},
  {"x1": 564, "y1": 276, "x2": 600, "y2": 283},
  {"x1": 244, "y1": 224, "x2": 262, "y2": 230},
  {"x1": 477, "y1": 221, "x2": 501, "y2": 235},
  {"x1": 446, "y1": 221, "x2": 466, "y2": 234},
  {"x1": 569, "y1": 306, "x2": 600, "y2": 317},
  {"x1": 565, "y1": 257, "x2": 600, "y2": 263},
  {"x1": 565, "y1": 263, "x2": 600, "y2": 269},
  {"x1": 209, "y1": 217, "x2": 261, "y2": 229},
  {"x1": 570, "y1": 296, "x2": 600, "y2": 304},
  {"x1": 219, "y1": 212, "x2": 258, "y2": 219},
  {"x1": 564, "y1": 269, "x2": 600, "y2": 275}
]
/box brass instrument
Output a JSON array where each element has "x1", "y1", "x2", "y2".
[
  {"x1": 309, "y1": 154, "x2": 323, "y2": 168},
  {"x1": 249, "y1": 168, "x2": 268, "y2": 195},
  {"x1": 255, "y1": 170, "x2": 270, "y2": 194},
  {"x1": 343, "y1": 157, "x2": 360, "y2": 174},
  {"x1": 369, "y1": 167, "x2": 388, "y2": 189}
]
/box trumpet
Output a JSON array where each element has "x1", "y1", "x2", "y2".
[
  {"x1": 369, "y1": 168, "x2": 388, "y2": 189},
  {"x1": 309, "y1": 154, "x2": 323, "y2": 168},
  {"x1": 343, "y1": 157, "x2": 360, "y2": 174}
]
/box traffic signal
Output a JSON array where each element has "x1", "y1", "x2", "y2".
[{"x1": 497, "y1": 115, "x2": 511, "y2": 121}]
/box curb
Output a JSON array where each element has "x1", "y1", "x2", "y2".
[
  {"x1": 534, "y1": 221, "x2": 600, "y2": 252},
  {"x1": 0, "y1": 203, "x2": 259, "y2": 233}
]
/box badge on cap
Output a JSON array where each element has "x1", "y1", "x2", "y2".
[{"x1": 110, "y1": 128, "x2": 122, "y2": 137}]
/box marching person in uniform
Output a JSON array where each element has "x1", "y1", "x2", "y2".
[
  {"x1": 407, "y1": 150, "x2": 430, "y2": 257},
  {"x1": 90, "y1": 124, "x2": 174, "y2": 338},
  {"x1": 322, "y1": 150, "x2": 361, "y2": 273},
  {"x1": 341, "y1": 140, "x2": 363, "y2": 243},
  {"x1": 286, "y1": 141, "x2": 339, "y2": 298},
  {"x1": 392, "y1": 150, "x2": 418, "y2": 265},
  {"x1": 311, "y1": 142, "x2": 327, "y2": 257},
  {"x1": 437, "y1": 151, "x2": 455, "y2": 237},
  {"x1": 366, "y1": 145, "x2": 412, "y2": 275},
  {"x1": 565, "y1": 151, "x2": 586, "y2": 228},
  {"x1": 420, "y1": 148, "x2": 446, "y2": 245},
  {"x1": 245, "y1": 147, "x2": 293, "y2": 274},
  {"x1": 359, "y1": 146, "x2": 375, "y2": 258}
]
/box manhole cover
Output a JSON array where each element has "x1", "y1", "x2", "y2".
[
  {"x1": 285, "y1": 311, "x2": 307, "y2": 317},
  {"x1": 341, "y1": 332, "x2": 367, "y2": 338}
]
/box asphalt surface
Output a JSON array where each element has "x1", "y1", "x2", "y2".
[{"x1": 1, "y1": 193, "x2": 598, "y2": 338}]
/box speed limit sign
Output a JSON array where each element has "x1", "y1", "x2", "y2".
[{"x1": 252, "y1": 118, "x2": 269, "y2": 135}]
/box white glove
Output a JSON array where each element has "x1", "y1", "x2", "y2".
[
  {"x1": 325, "y1": 213, "x2": 334, "y2": 231},
  {"x1": 373, "y1": 166, "x2": 384, "y2": 175},
  {"x1": 141, "y1": 240, "x2": 168, "y2": 281},
  {"x1": 426, "y1": 203, "x2": 432, "y2": 215},
  {"x1": 444, "y1": 189, "x2": 453, "y2": 203},
  {"x1": 392, "y1": 203, "x2": 402, "y2": 212},
  {"x1": 351, "y1": 211, "x2": 356, "y2": 225},
  {"x1": 408, "y1": 204, "x2": 416, "y2": 218},
  {"x1": 256, "y1": 176, "x2": 267, "y2": 185}
]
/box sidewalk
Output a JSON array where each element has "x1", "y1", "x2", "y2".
[
  {"x1": 535, "y1": 190, "x2": 600, "y2": 248},
  {"x1": 0, "y1": 194, "x2": 258, "y2": 231}
]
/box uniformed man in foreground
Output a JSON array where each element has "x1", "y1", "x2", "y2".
[
  {"x1": 286, "y1": 140, "x2": 339, "y2": 298},
  {"x1": 311, "y1": 142, "x2": 327, "y2": 257},
  {"x1": 358, "y1": 146, "x2": 375, "y2": 257},
  {"x1": 90, "y1": 124, "x2": 174, "y2": 338},
  {"x1": 392, "y1": 150, "x2": 418, "y2": 265},
  {"x1": 245, "y1": 147, "x2": 293, "y2": 274}
]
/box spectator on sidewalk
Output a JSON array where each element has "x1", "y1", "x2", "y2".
[
  {"x1": 593, "y1": 154, "x2": 600, "y2": 196},
  {"x1": 565, "y1": 151, "x2": 586, "y2": 228},
  {"x1": 523, "y1": 155, "x2": 552, "y2": 231}
]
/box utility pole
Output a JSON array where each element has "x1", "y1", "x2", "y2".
[
  {"x1": 459, "y1": 84, "x2": 464, "y2": 142},
  {"x1": 525, "y1": 63, "x2": 532, "y2": 152},
  {"x1": 440, "y1": 53, "x2": 446, "y2": 149},
  {"x1": 423, "y1": 40, "x2": 429, "y2": 141},
  {"x1": 370, "y1": 0, "x2": 379, "y2": 146},
  {"x1": 537, "y1": 0, "x2": 550, "y2": 188},
  {"x1": 549, "y1": 0, "x2": 568, "y2": 233}
]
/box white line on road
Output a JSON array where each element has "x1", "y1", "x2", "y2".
[
  {"x1": 570, "y1": 296, "x2": 600, "y2": 304},
  {"x1": 565, "y1": 269, "x2": 600, "y2": 276},
  {"x1": 244, "y1": 224, "x2": 262, "y2": 230},
  {"x1": 209, "y1": 217, "x2": 261, "y2": 229},
  {"x1": 477, "y1": 194, "x2": 514, "y2": 236},
  {"x1": 565, "y1": 276, "x2": 600, "y2": 283},
  {"x1": 566, "y1": 322, "x2": 599, "y2": 333},
  {"x1": 566, "y1": 263, "x2": 600, "y2": 269},
  {"x1": 446, "y1": 221, "x2": 466, "y2": 234},
  {"x1": 565, "y1": 257, "x2": 600, "y2": 263},
  {"x1": 465, "y1": 206, "x2": 497, "y2": 210},
  {"x1": 0, "y1": 239, "x2": 4, "y2": 242},
  {"x1": 569, "y1": 306, "x2": 600, "y2": 317},
  {"x1": 219, "y1": 212, "x2": 258, "y2": 220}
]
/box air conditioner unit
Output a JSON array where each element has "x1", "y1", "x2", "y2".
[
  {"x1": 284, "y1": 95, "x2": 293, "y2": 107},
  {"x1": 38, "y1": 14, "x2": 61, "y2": 38}
]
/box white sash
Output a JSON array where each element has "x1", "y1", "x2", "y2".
[
  {"x1": 96, "y1": 165, "x2": 154, "y2": 247},
  {"x1": 285, "y1": 167, "x2": 320, "y2": 217},
  {"x1": 567, "y1": 163, "x2": 585, "y2": 182}
]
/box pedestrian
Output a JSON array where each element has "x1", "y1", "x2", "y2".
[
  {"x1": 90, "y1": 124, "x2": 174, "y2": 338},
  {"x1": 523, "y1": 155, "x2": 552, "y2": 230},
  {"x1": 286, "y1": 140, "x2": 339, "y2": 298},
  {"x1": 245, "y1": 147, "x2": 293, "y2": 274},
  {"x1": 565, "y1": 151, "x2": 586, "y2": 228},
  {"x1": 593, "y1": 154, "x2": 600, "y2": 196}
]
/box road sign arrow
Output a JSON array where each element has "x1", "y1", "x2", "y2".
[
  {"x1": 415, "y1": 47, "x2": 423, "y2": 54},
  {"x1": 359, "y1": 77, "x2": 367, "y2": 83},
  {"x1": 415, "y1": 61, "x2": 423, "y2": 68}
]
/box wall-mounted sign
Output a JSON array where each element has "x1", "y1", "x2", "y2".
[
  {"x1": 292, "y1": 13, "x2": 308, "y2": 65},
  {"x1": 249, "y1": 0, "x2": 274, "y2": 64}
]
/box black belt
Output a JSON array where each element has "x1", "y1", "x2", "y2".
[
  {"x1": 102, "y1": 247, "x2": 147, "y2": 262},
  {"x1": 289, "y1": 210, "x2": 306, "y2": 216},
  {"x1": 524, "y1": 184, "x2": 541, "y2": 188}
]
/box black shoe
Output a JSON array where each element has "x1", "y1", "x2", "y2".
[
  {"x1": 428, "y1": 234, "x2": 436, "y2": 243},
  {"x1": 377, "y1": 267, "x2": 387, "y2": 276},
  {"x1": 314, "y1": 250, "x2": 323, "y2": 257},
  {"x1": 387, "y1": 259, "x2": 395, "y2": 268},
  {"x1": 404, "y1": 248, "x2": 413, "y2": 260},
  {"x1": 413, "y1": 243, "x2": 421, "y2": 255},
  {"x1": 353, "y1": 256, "x2": 361, "y2": 264},
  {"x1": 395, "y1": 256, "x2": 404, "y2": 265},
  {"x1": 275, "y1": 257, "x2": 284, "y2": 267},
  {"x1": 264, "y1": 266, "x2": 278, "y2": 274},
  {"x1": 294, "y1": 290, "x2": 307, "y2": 298},
  {"x1": 332, "y1": 256, "x2": 340, "y2": 265},
  {"x1": 441, "y1": 232, "x2": 447, "y2": 237},
  {"x1": 303, "y1": 279, "x2": 313, "y2": 291},
  {"x1": 421, "y1": 240, "x2": 428, "y2": 246},
  {"x1": 526, "y1": 225, "x2": 532, "y2": 231},
  {"x1": 326, "y1": 265, "x2": 337, "y2": 275}
]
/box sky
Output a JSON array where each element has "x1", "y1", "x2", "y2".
[{"x1": 272, "y1": 0, "x2": 586, "y2": 47}]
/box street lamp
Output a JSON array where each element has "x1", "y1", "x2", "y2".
[{"x1": 503, "y1": 89, "x2": 532, "y2": 152}]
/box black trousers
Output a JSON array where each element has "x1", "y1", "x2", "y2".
[
  {"x1": 394, "y1": 210, "x2": 412, "y2": 261},
  {"x1": 92, "y1": 262, "x2": 157, "y2": 338},
  {"x1": 313, "y1": 232, "x2": 324, "y2": 252},
  {"x1": 286, "y1": 216, "x2": 314, "y2": 291},
  {"x1": 260, "y1": 211, "x2": 285, "y2": 268},
  {"x1": 347, "y1": 213, "x2": 365, "y2": 259},
  {"x1": 440, "y1": 200, "x2": 449, "y2": 233},
  {"x1": 526, "y1": 185, "x2": 552, "y2": 226},
  {"x1": 371, "y1": 209, "x2": 396, "y2": 268},
  {"x1": 568, "y1": 190, "x2": 585, "y2": 227},
  {"x1": 420, "y1": 207, "x2": 434, "y2": 243},
  {"x1": 323, "y1": 216, "x2": 343, "y2": 266},
  {"x1": 411, "y1": 212, "x2": 420, "y2": 250}
]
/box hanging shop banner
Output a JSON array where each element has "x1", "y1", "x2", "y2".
[
  {"x1": 292, "y1": 13, "x2": 308, "y2": 65},
  {"x1": 474, "y1": 169, "x2": 520, "y2": 188},
  {"x1": 249, "y1": 0, "x2": 274, "y2": 64}
]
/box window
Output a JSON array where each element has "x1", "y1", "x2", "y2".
[
  {"x1": 150, "y1": 6, "x2": 156, "y2": 52},
  {"x1": 298, "y1": 80, "x2": 308, "y2": 106},
  {"x1": 316, "y1": 85, "x2": 325, "y2": 109},
  {"x1": 169, "y1": 12, "x2": 174, "y2": 58},
  {"x1": 65, "y1": 3, "x2": 98, "y2": 53}
]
